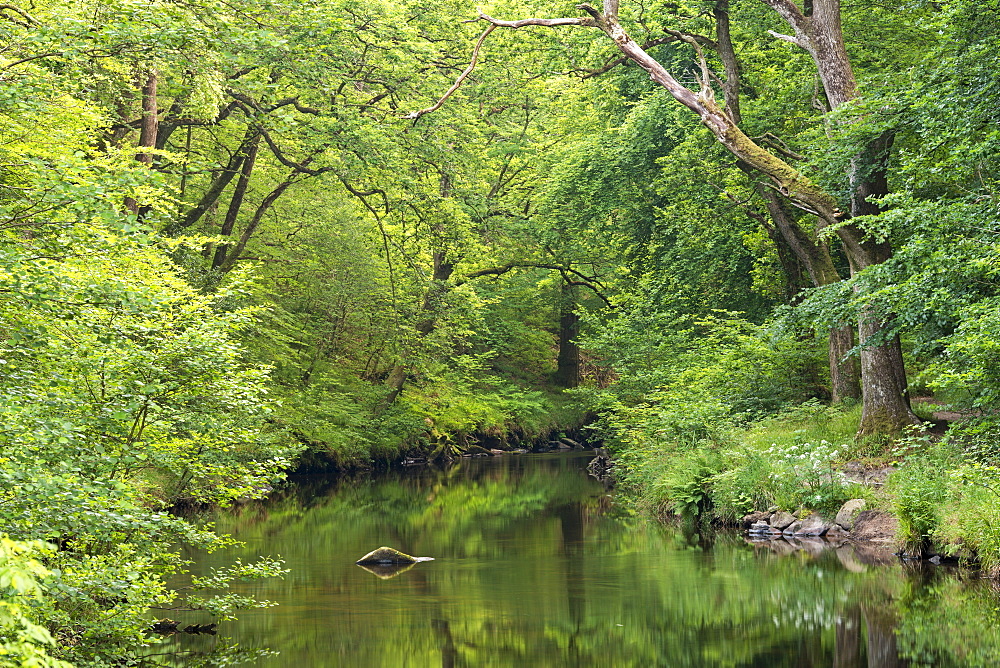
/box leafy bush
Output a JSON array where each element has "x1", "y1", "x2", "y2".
[
  {"x1": 941, "y1": 463, "x2": 1000, "y2": 573},
  {"x1": 0, "y1": 537, "x2": 71, "y2": 668},
  {"x1": 650, "y1": 449, "x2": 722, "y2": 520},
  {"x1": 762, "y1": 441, "x2": 854, "y2": 515},
  {"x1": 0, "y1": 116, "x2": 293, "y2": 662},
  {"x1": 890, "y1": 456, "x2": 950, "y2": 555},
  {"x1": 710, "y1": 449, "x2": 776, "y2": 519},
  {"x1": 585, "y1": 311, "x2": 821, "y2": 454}
]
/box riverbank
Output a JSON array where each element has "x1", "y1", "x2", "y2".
[
  {"x1": 284, "y1": 384, "x2": 593, "y2": 473},
  {"x1": 612, "y1": 398, "x2": 1000, "y2": 575}
]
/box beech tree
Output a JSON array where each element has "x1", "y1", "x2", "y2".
[
  {"x1": 423, "y1": 0, "x2": 919, "y2": 434},
  {"x1": 707, "y1": 0, "x2": 860, "y2": 403}
]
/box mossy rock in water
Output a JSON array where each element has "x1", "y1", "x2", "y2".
[{"x1": 355, "y1": 546, "x2": 433, "y2": 565}]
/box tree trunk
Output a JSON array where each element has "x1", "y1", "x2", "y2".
[
  {"x1": 212, "y1": 134, "x2": 260, "y2": 269},
  {"x1": 828, "y1": 324, "x2": 860, "y2": 402},
  {"x1": 758, "y1": 216, "x2": 806, "y2": 303},
  {"x1": 124, "y1": 70, "x2": 158, "y2": 216},
  {"x1": 846, "y1": 132, "x2": 916, "y2": 432},
  {"x1": 169, "y1": 127, "x2": 257, "y2": 233},
  {"x1": 862, "y1": 602, "x2": 904, "y2": 668},
  {"x1": 717, "y1": 4, "x2": 860, "y2": 402},
  {"x1": 856, "y1": 320, "x2": 915, "y2": 436},
  {"x1": 761, "y1": 0, "x2": 918, "y2": 432},
  {"x1": 382, "y1": 250, "x2": 456, "y2": 407},
  {"x1": 554, "y1": 282, "x2": 581, "y2": 388},
  {"x1": 136, "y1": 71, "x2": 158, "y2": 168},
  {"x1": 757, "y1": 185, "x2": 861, "y2": 401},
  {"x1": 218, "y1": 173, "x2": 298, "y2": 273}
]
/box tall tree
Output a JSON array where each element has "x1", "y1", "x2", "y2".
[{"x1": 431, "y1": 0, "x2": 916, "y2": 433}]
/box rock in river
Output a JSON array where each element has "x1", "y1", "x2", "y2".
[
  {"x1": 355, "y1": 546, "x2": 434, "y2": 565},
  {"x1": 770, "y1": 511, "x2": 796, "y2": 530},
  {"x1": 835, "y1": 498, "x2": 867, "y2": 530}
]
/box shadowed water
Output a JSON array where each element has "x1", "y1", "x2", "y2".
[{"x1": 156, "y1": 452, "x2": 1000, "y2": 667}]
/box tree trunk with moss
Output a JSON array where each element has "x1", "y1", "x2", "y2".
[
  {"x1": 715, "y1": 2, "x2": 861, "y2": 404},
  {"x1": 762, "y1": 0, "x2": 918, "y2": 432},
  {"x1": 470, "y1": 0, "x2": 915, "y2": 433}
]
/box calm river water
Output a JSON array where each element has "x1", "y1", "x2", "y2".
[{"x1": 159, "y1": 452, "x2": 1000, "y2": 667}]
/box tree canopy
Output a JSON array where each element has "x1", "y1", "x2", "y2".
[{"x1": 2, "y1": 0, "x2": 999, "y2": 661}]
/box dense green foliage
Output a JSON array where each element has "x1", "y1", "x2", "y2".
[{"x1": 3, "y1": 0, "x2": 1000, "y2": 661}]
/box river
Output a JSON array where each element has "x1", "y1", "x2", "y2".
[{"x1": 157, "y1": 451, "x2": 1000, "y2": 667}]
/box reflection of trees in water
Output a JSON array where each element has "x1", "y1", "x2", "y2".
[
  {"x1": 892, "y1": 562, "x2": 1000, "y2": 668},
  {"x1": 171, "y1": 455, "x2": 1000, "y2": 667},
  {"x1": 142, "y1": 635, "x2": 278, "y2": 667},
  {"x1": 835, "y1": 606, "x2": 861, "y2": 668}
]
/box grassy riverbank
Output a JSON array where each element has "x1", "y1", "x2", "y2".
[
  {"x1": 282, "y1": 381, "x2": 591, "y2": 471},
  {"x1": 610, "y1": 398, "x2": 1000, "y2": 573}
]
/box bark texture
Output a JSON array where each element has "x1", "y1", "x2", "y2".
[
  {"x1": 765, "y1": 0, "x2": 917, "y2": 432},
  {"x1": 714, "y1": 4, "x2": 860, "y2": 401}
]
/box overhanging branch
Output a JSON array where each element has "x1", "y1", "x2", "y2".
[
  {"x1": 462, "y1": 262, "x2": 612, "y2": 306},
  {"x1": 0, "y1": 3, "x2": 38, "y2": 27},
  {"x1": 417, "y1": 3, "x2": 842, "y2": 226},
  {"x1": 405, "y1": 24, "x2": 496, "y2": 120}
]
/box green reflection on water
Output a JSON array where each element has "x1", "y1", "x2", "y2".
[{"x1": 155, "y1": 453, "x2": 1000, "y2": 667}]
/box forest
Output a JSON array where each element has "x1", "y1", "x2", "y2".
[{"x1": 1, "y1": 0, "x2": 998, "y2": 664}]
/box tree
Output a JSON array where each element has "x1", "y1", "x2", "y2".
[{"x1": 427, "y1": 0, "x2": 918, "y2": 434}]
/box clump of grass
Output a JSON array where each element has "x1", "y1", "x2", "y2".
[{"x1": 742, "y1": 399, "x2": 861, "y2": 453}]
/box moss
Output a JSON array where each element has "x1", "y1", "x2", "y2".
[
  {"x1": 856, "y1": 406, "x2": 922, "y2": 439},
  {"x1": 356, "y1": 546, "x2": 418, "y2": 564},
  {"x1": 720, "y1": 121, "x2": 841, "y2": 219}
]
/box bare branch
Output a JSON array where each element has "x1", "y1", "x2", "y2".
[
  {"x1": 767, "y1": 30, "x2": 805, "y2": 47},
  {"x1": 219, "y1": 175, "x2": 302, "y2": 273},
  {"x1": 465, "y1": 262, "x2": 604, "y2": 287},
  {"x1": 712, "y1": 1, "x2": 742, "y2": 124},
  {"x1": 754, "y1": 132, "x2": 805, "y2": 160},
  {"x1": 462, "y1": 262, "x2": 612, "y2": 306},
  {"x1": 407, "y1": 9, "x2": 594, "y2": 117},
  {"x1": 581, "y1": 36, "x2": 682, "y2": 79},
  {"x1": 478, "y1": 12, "x2": 596, "y2": 29},
  {"x1": 405, "y1": 24, "x2": 497, "y2": 120},
  {"x1": 664, "y1": 29, "x2": 717, "y2": 49},
  {"x1": 227, "y1": 66, "x2": 257, "y2": 80},
  {"x1": 425, "y1": 4, "x2": 843, "y2": 225},
  {"x1": 226, "y1": 90, "x2": 317, "y2": 115},
  {"x1": 759, "y1": 0, "x2": 809, "y2": 34},
  {"x1": 0, "y1": 3, "x2": 38, "y2": 26},
  {"x1": 0, "y1": 52, "x2": 62, "y2": 71},
  {"x1": 257, "y1": 127, "x2": 331, "y2": 176},
  {"x1": 675, "y1": 32, "x2": 714, "y2": 102},
  {"x1": 338, "y1": 175, "x2": 390, "y2": 216},
  {"x1": 560, "y1": 276, "x2": 613, "y2": 307}
]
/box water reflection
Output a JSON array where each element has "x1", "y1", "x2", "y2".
[{"x1": 152, "y1": 453, "x2": 1000, "y2": 667}]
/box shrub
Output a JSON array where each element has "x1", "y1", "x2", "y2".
[
  {"x1": 943, "y1": 463, "x2": 1000, "y2": 573},
  {"x1": 890, "y1": 456, "x2": 950, "y2": 556}
]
